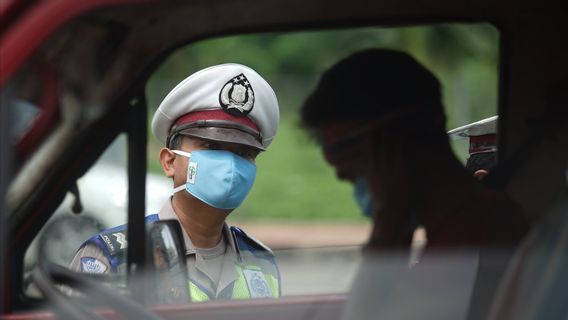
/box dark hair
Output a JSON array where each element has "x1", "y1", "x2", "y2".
[
  {"x1": 301, "y1": 48, "x2": 445, "y2": 133},
  {"x1": 465, "y1": 152, "x2": 497, "y2": 174},
  {"x1": 168, "y1": 134, "x2": 184, "y2": 150}
]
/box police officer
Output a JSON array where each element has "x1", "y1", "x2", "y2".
[
  {"x1": 448, "y1": 115, "x2": 497, "y2": 180},
  {"x1": 70, "y1": 63, "x2": 281, "y2": 301}
]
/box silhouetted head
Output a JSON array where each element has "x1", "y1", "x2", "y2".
[{"x1": 301, "y1": 48, "x2": 449, "y2": 183}]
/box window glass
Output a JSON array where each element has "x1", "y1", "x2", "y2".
[
  {"x1": 12, "y1": 21, "x2": 499, "y2": 306},
  {"x1": 22, "y1": 135, "x2": 127, "y2": 297},
  {"x1": 4, "y1": 63, "x2": 62, "y2": 168},
  {"x1": 23, "y1": 134, "x2": 171, "y2": 297},
  {"x1": 145, "y1": 23, "x2": 498, "y2": 297}
]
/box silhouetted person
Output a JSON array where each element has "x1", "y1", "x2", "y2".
[{"x1": 300, "y1": 49, "x2": 528, "y2": 319}]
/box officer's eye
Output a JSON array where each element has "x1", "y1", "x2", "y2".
[
  {"x1": 236, "y1": 150, "x2": 257, "y2": 162},
  {"x1": 202, "y1": 141, "x2": 220, "y2": 150},
  {"x1": 237, "y1": 151, "x2": 250, "y2": 159}
]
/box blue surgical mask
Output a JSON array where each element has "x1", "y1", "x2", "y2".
[
  {"x1": 353, "y1": 177, "x2": 377, "y2": 218},
  {"x1": 172, "y1": 149, "x2": 256, "y2": 209}
]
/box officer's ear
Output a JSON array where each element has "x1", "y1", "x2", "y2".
[{"x1": 159, "y1": 148, "x2": 177, "y2": 178}]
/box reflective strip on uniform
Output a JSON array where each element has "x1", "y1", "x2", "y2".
[
  {"x1": 188, "y1": 264, "x2": 280, "y2": 301},
  {"x1": 189, "y1": 281, "x2": 211, "y2": 302},
  {"x1": 231, "y1": 266, "x2": 252, "y2": 299},
  {"x1": 265, "y1": 274, "x2": 279, "y2": 298}
]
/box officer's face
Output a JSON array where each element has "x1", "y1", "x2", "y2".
[
  {"x1": 168, "y1": 136, "x2": 260, "y2": 188},
  {"x1": 179, "y1": 136, "x2": 261, "y2": 163}
]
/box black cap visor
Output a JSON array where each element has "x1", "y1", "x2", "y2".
[{"x1": 168, "y1": 120, "x2": 264, "y2": 151}]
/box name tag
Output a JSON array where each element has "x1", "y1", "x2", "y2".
[
  {"x1": 188, "y1": 162, "x2": 197, "y2": 184},
  {"x1": 242, "y1": 268, "x2": 272, "y2": 298}
]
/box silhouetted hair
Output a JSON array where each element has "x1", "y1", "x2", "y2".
[{"x1": 301, "y1": 48, "x2": 445, "y2": 132}]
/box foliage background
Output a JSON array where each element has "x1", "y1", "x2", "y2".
[{"x1": 145, "y1": 24, "x2": 498, "y2": 222}]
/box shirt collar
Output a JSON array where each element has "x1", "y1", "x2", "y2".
[
  {"x1": 157, "y1": 198, "x2": 240, "y2": 293},
  {"x1": 157, "y1": 198, "x2": 239, "y2": 257}
]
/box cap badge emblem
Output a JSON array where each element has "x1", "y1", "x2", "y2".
[{"x1": 219, "y1": 73, "x2": 255, "y2": 117}]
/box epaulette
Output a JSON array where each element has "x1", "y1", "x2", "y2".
[
  {"x1": 230, "y1": 226, "x2": 274, "y2": 257},
  {"x1": 96, "y1": 226, "x2": 128, "y2": 256}
]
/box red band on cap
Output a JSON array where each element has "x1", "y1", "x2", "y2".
[
  {"x1": 174, "y1": 110, "x2": 259, "y2": 131},
  {"x1": 469, "y1": 134, "x2": 497, "y2": 154}
]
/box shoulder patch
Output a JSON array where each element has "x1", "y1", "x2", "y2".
[
  {"x1": 91, "y1": 215, "x2": 159, "y2": 256},
  {"x1": 98, "y1": 230, "x2": 128, "y2": 256},
  {"x1": 78, "y1": 214, "x2": 161, "y2": 272},
  {"x1": 80, "y1": 257, "x2": 108, "y2": 274},
  {"x1": 231, "y1": 226, "x2": 273, "y2": 256}
]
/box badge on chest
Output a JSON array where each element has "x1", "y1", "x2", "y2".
[{"x1": 242, "y1": 268, "x2": 272, "y2": 298}]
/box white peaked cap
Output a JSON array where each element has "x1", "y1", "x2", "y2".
[
  {"x1": 152, "y1": 63, "x2": 280, "y2": 150},
  {"x1": 448, "y1": 116, "x2": 498, "y2": 140}
]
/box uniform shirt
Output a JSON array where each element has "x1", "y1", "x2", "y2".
[
  {"x1": 424, "y1": 190, "x2": 528, "y2": 247},
  {"x1": 486, "y1": 199, "x2": 568, "y2": 320},
  {"x1": 196, "y1": 238, "x2": 227, "y2": 290},
  {"x1": 342, "y1": 190, "x2": 528, "y2": 320},
  {"x1": 70, "y1": 198, "x2": 248, "y2": 298}
]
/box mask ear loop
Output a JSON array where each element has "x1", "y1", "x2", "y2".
[
  {"x1": 171, "y1": 150, "x2": 192, "y2": 158},
  {"x1": 171, "y1": 150, "x2": 192, "y2": 193},
  {"x1": 173, "y1": 185, "x2": 185, "y2": 194}
]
